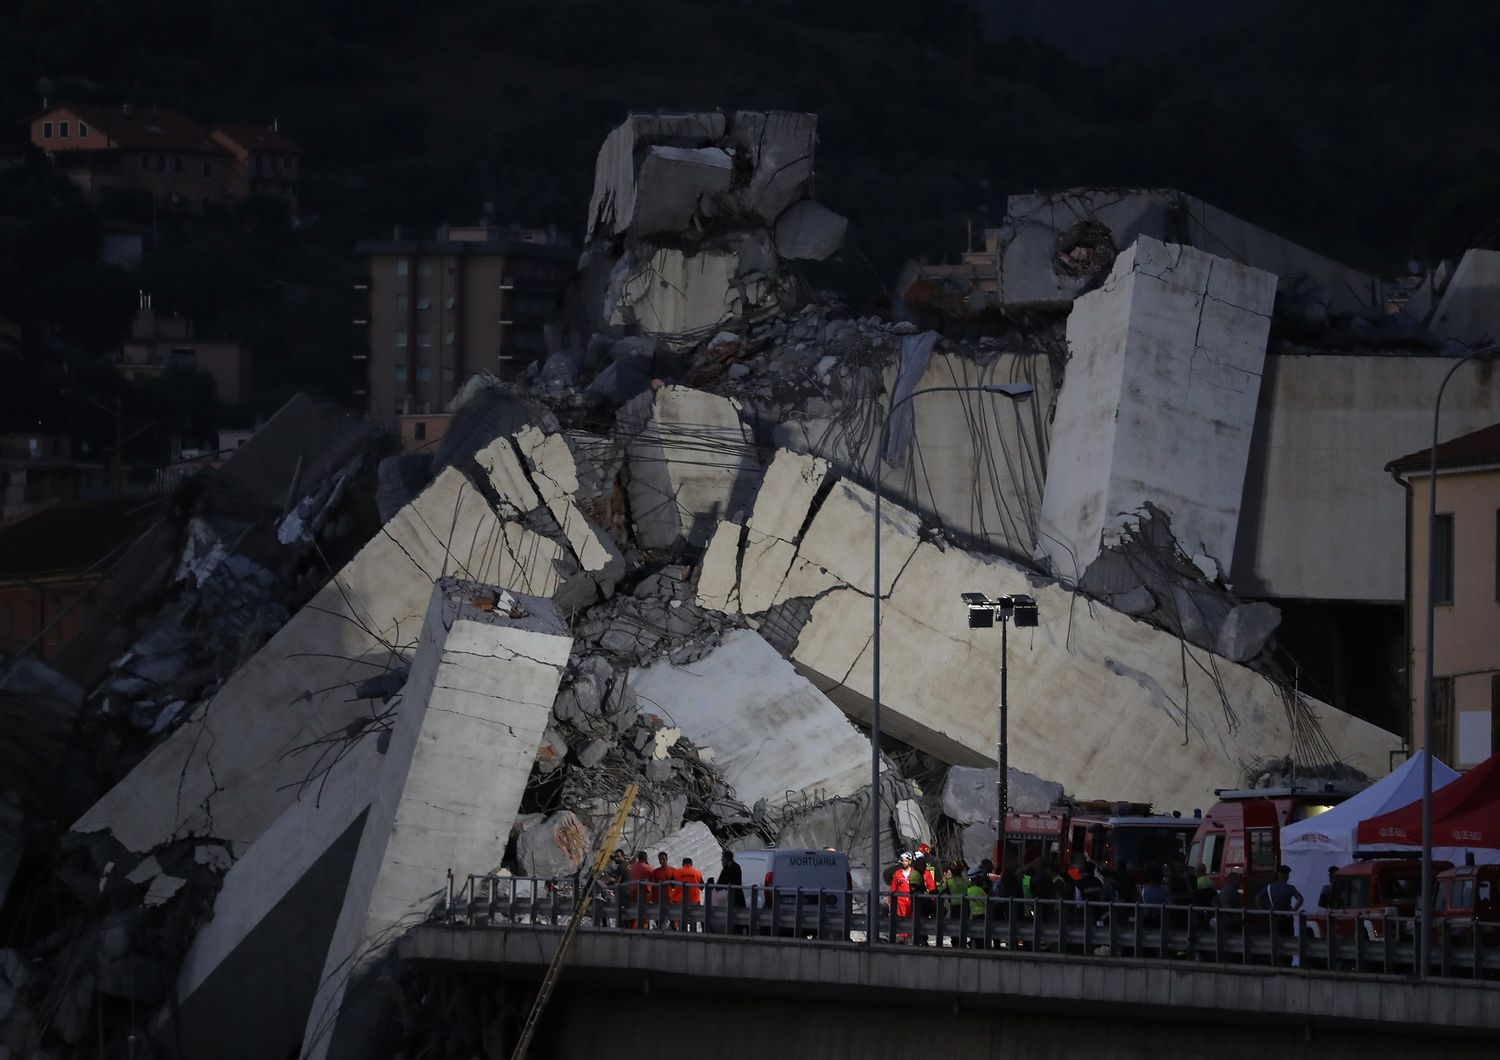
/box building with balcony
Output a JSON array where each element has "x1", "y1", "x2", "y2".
[
  {"x1": 210, "y1": 123, "x2": 303, "y2": 210},
  {"x1": 1388, "y1": 421, "x2": 1500, "y2": 768},
  {"x1": 353, "y1": 225, "x2": 573, "y2": 433}
]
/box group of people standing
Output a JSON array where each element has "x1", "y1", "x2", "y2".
[
  {"x1": 603, "y1": 848, "x2": 705, "y2": 927},
  {"x1": 884, "y1": 844, "x2": 1304, "y2": 942}
]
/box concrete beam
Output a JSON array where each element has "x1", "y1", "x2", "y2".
[{"x1": 302, "y1": 578, "x2": 568, "y2": 1060}]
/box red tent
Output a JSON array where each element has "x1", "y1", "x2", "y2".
[{"x1": 1356, "y1": 751, "x2": 1500, "y2": 849}]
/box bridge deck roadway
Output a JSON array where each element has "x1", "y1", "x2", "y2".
[{"x1": 402, "y1": 925, "x2": 1500, "y2": 1041}]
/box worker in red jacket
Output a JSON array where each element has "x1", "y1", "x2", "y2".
[
  {"x1": 625, "y1": 850, "x2": 654, "y2": 928},
  {"x1": 653, "y1": 851, "x2": 682, "y2": 928}
]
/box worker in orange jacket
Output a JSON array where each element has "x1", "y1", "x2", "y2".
[
  {"x1": 653, "y1": 851, "x2": 682, "y2": 927},
  {"x1": 676, "y1": 856, "x2": 705, "y2": 931}
]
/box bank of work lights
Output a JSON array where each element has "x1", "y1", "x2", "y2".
[{"x1": 961, "y1": 592, "x2": 1039, "y2": 629}]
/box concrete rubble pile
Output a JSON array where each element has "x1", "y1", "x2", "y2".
[{"x1": 10, "y1": 112, "x2": 1492, "y2": 1058}]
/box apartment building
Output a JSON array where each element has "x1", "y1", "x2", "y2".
[
  {"x1": 119, "y1": 296, "x2": 252, "y2": 405},
  {"x1": 1389, "y1": 422, "x2": 1500, "y2": 767},
  {"x1": 353, "y1": 225, "x2": 573, "y2": 433}
]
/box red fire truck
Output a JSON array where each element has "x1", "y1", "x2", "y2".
[{"x1": 998, "y1": 802, "x2": 1199, "y2": 882}]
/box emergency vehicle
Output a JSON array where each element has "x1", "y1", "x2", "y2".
[
  {"x1": 1303, "y1": 858, "x2": 1449, "y2": 942},
  {"x1": 1188, "y1": 784, "x2": 1356, "y2": 903},
  {"x1": 1433, "y1": 862, "x2": 1500, "y2": 947},
  {"x1": 997, "y1": 802, "x2": 1199, "y2": 881}
]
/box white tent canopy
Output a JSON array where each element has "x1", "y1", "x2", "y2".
[{"x1": 1280, "y1": 751, "x2": 1459, "y2": 908}]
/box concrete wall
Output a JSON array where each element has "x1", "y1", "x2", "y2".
[
  {"x1": 1232, "y1": 355, "x2": 1500, "y2": 602},
  {"x1": 1430, "y1": 249, "x2": 1500, "y2": 345},
  {"x1": 1040, "y1": 236, "x2": 1276, "y2": 578},
  {"x1": 402, "y1": 927, "x2": 1500, "y2": 1056},
  {"x1": 1404, "y1": 467, "x2": 1500, "y2": 766}
]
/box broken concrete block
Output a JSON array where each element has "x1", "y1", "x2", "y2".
[
  {"x1": 726, "y1": 110, "x2": 817, "y2": 223},
  {"x1": 631, "y1": 146, "x2": 734, "y2": 237},
  {"x1": 620, "y1": 386, "x2": 760, "y2": 549},
  {"x1": 1216, "y1": 601, "x2": 1281, "y2": 663},
  {"x1": 941, "y1": 766, "x2": 1064, "y2": 825},
  {"x1": 1430, "y1": 248, "x2": 1500, "y2": 344},
  {"x1": 774, "y1": 199, "x2": 847, "y2": 261},
  {"x1": 653, "y1": 821, "x2": 720, "y2": 880},
  {"x1": 1111, "y1": 586, "x2": 1156, "y2": 616},
  {"x1": 587, "y1": 112, "x2": 728, "y2": 241},
  {"x1": 608, "y1": 246, "x2": 769, "y2": 340},
  {"x1": 516, "y1": 811, "x2": 591, "y2": 878},
  {"x1": 893, "y1": 799, "x2": 930, "y2": 847},
  {"x1": 1040, "y1": 236, "x2": 1276, "y2": 578},
  {"x1": 630, "y1": 630, "x2": 873, "y2": 810},
  {"x1": 575, "y1": 737, "x2": 611, "y2": 769},
  {"x1": 535, "y1": 727, "x2": 568, "y2": 774},
  {"x1": 72, "y1": 467, "x2": 571, "y2": 858}
]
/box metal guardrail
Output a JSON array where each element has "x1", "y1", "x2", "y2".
[{"x1": 436, "y1": 874, "x2": 1500, "y2": 981}]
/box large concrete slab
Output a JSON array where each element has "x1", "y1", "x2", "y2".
[
  {"x1": 1040, "y1": 236, "x2": 1276, "y2": 578},
  {"x1": 72, "y1": 465, "x2": 569, "y2": 857},
  {"x1": 302, "y1": 578, "x2": 567, "y2": 1060},
  {"x1": 587, "y1": 112, "x2": 727, "y2": 241},
  {"x1": 699, "y1": 449, "x2": 1399, "y2": 813},
  {"x1": 630, "y1": 629, "x2": 872, "y2": 809}
]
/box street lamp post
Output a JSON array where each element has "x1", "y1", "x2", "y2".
[
  {"x1": 868, "y1": 381, "x2": 1034, "y2": 946},
  {"x1": 1419, "y1": 345, "x2": 1498, "y2": 976}
]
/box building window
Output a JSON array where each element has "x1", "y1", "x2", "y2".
[
  {"x1": 42, "y1": 121, "x2": 53, "y2": 138},
  {"x1": 418, "y1": 261, "x2": 432, "y2": 277},
  {"x1": 417, "y1": 331, "x2": 432, "y2": 348},
  {"x1": 394, "y1": 364, "x2": 407, "y2": 382},
  {"x1": 445, "y1": 295, "x2": 456, "y2": 310},
  {"x1": 202, "y1": 159, "x2": 213, "y2": 178},
  {"x1": 1432, "y1": 676, "x2": 1455, "y2": 763},
  {"x1": 394, "y1": 330, "x2": 408, "y2": 349},
  {"x1": 416, "y1": 366, "x2": 431, "y2": 383},
  {"x1": 444, "y1": 331, "x2": 455, "y2": 346},
  {"x1": 417, "y1": 296, "x2": 431, "y2": 311},
  {"x1": 1433, "y1": 514, "x2": 1455, "y2": 604},
  {"x1": 79, "y1": 122, "x2": 88, "y2": 137},
  {"x1": 395, "y1": 259, "x2": 409, "y2": 277},
  {"x1": 59, "y1": 120, "x2": 69, "y2": 138},
  {"x1": 394, "y1": 294, "x2": 408, "y2": 313},
  {"x1": 414, "y1": 421, "x2": 427, "y2": 441}
]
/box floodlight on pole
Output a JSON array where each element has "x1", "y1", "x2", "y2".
[
  {"x1": 960, "y1": 592, "x2": 1039, "y2": 870},
  {"x1": 869, "y1": 380, "x2": 1034, "y2": 946},
  {"x1": 1418, "y1": 343, "x2": 1498, "y2": 977}
]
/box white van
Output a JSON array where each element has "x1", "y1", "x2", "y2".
[{"x1": 731, "y1": 848, "x2": 852, "y2": 937}]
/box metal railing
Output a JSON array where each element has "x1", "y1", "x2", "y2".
[{"x1": 435, "y1": 874, "x2": 1500, "y2": 981}]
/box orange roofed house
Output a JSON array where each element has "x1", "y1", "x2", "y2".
[{"x1": 29, "y1": 103, "x2": 300, "y2": 213}]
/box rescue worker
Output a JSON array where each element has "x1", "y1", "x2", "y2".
[
  {"x1": 912, "y1": 848, "x2": 937, "y2": 945},
  {"x1": 653, "y1": 850, "x2": 682, "y2": 928},
  {"x1": 1257, "y1": 863, "x2": 1303, "y2": 937},
  {"x1": 676, "y1": 856, "x2": 705, "y2": 931},
  {"x1": 1317, "y1": 865, "x2": 1338, "y2": 910},
  {"x1": 626, "y1": 850, "x2": 653, "y2": 928},
  {"x1": 889, "y1": 852, "x2": 915, "y2": 941},
  {"x1": 603, "y1": 848, "x2": 628, "y2": 893}
]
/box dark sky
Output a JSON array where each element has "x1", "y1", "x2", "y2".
[{"x1": 981, "y1": 0, "x2": 1273, "y2": 63}]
